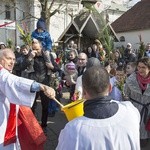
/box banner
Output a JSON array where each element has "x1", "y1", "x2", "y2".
[{"x1": 0, "y1": 21, "x2": 15, "y2": 29}]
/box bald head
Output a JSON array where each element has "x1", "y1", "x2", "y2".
[
  {"x1": 77, "y1": 52, "x2": 88, "y2": 67},
  {"x1": 0, "y1": 48, "x2": 13, "y2": 58},
  {"x1": 0, "y1": 48, "x2": 16, "y2": 72}
]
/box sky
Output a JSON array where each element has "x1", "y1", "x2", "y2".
[
  {"x1": 127, "y1": 0, "x2": 141, "y2": 6},
  {"x1": 101, "y1": 0, "x2": 141, "y2": 5}
]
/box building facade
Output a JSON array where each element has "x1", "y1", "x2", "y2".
[{"x1": 0, "y1": 0, "x2": 130, "y2": 47}]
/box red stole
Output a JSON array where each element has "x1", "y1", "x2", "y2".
[
  {"x1": 18, "y1": 106, "x2": 47, "y2": 150},
  {"x1": 4, "y1": 104, "x2": 17, "y2": 146}
]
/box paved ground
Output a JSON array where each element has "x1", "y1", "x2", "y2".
[{"x1": 35, "y1": 90, "x2": 69, "y2": 150}]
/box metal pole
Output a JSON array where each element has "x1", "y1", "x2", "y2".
[{"x1": 14, "y1": 1, "x2": 17, "y2": 46}]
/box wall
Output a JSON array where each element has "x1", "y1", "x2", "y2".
[
  {"x1": 50, "y1": 3, "x2": 82, "y2": 43},
  {"x1": 0, "y1": 0, "x2": 32, "y2": 47},
  {"x1": 0, "y1": 0, "x2": 15, "y2": 46},
  {"x1": 114, "y1": 29, "x2": 150, "y2": 50}
]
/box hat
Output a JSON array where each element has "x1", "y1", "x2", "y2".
[
  {"x1": 0, "y1": 42, "x2": 5, "y2": 45},
  {"x1": 16, "y1": 46, "x2": 20, "y2": 49},
  {"x1": 65, "y1": 61, "x2": 76, "y2": 70},
  {"x1": 127, "y1": 43, "x2": 132, "y2": 47},
  {"x1": 36, "y1": 18, "x2": 46, "y2": 30}
]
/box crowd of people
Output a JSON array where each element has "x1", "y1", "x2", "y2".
[{"x1": 1, "y1": 17, "x2": 150, "y2": 150}]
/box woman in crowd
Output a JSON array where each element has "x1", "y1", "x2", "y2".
[{"x1": 124, "y1": 57, "x2": 150, "y2": 148}]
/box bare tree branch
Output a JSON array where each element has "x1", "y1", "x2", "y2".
[
  {"x1": 49, "y1": 3, "x2": 63, "y2": 17},
  {"x1": 48, "y1": 0, "x2": 55, "y2": 12}
]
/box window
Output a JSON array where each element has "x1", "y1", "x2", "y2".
[
  {"x1": 120, "y1": 36, "x2": 125, "y2": 42},
  {"x1": 5, "y1": 5, "x2": 11, "y2": 20},
  {"x1": 23, "y1": 12, "x2": 26, "y2": 19}
]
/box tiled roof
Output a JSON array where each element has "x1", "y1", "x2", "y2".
[
  {"x1": 58, "y1": 9, "x2": 119, "y2": 42},
  {"x1": 111, "y1": 0, "x2": 150, "y2": 33}
]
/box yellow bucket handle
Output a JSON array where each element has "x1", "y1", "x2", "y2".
[
  {"x1": 64, "y1": 100, "x2": 85, "y2": 109},
  {"x1": 53, "y1": 97, "x2": 64, "y2": 108}
]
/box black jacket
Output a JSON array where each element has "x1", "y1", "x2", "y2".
[{"x1": 24, "y1": 52, "x2": 60, "y2": 85}]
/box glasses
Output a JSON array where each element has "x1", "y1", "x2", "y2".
[{"x1": 78, "y1": 58, "x2": 86, "y2": 61}]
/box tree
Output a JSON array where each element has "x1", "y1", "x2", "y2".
[
  {"x1": 138, "y1": 34, "x2": 145, "y2": 59},
  {"x1": 100, "y1": 25, "x2": 114, "y2": 59},
  {"x1": 94, "y1": 11, "x2": 114, "y2": 60},
  {"x1": 38, "y1": 0, "x2": 64, "y2": 31}
]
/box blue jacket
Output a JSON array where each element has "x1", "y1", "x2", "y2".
[{"x1": 31, "y1": 30, "x2": 52, "y2": 51}]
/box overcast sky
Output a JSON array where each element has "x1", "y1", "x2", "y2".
[
  {"x1": 127, "y1": 0, "x2": 141, "y2": 7},
  {"x1": 102, "y1": 0, "x2": 141, "y2": 5}
]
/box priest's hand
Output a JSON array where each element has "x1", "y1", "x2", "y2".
[{"x1": 41, "y1": 85, "x2": 56, "y2": 99}]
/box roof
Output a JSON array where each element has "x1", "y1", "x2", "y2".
[
  {"x1": 58, "y1": 9, "x2": 119, "y2": 42},
  {"x1": 111, "y1": 0, "x2": 150, "y2": 33},
  {"x1": 81, "y1": 0, "x2": 97, "y2": 4}
]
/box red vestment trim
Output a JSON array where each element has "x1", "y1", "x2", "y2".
[{"x1": 4, "y1": 104, "x2": 17, "y2": 146}]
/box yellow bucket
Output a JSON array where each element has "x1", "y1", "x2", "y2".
[{"x1": 62, "y1": 100, "x2": 84, "y2": 121}]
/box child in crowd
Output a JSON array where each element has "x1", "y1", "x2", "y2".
[
  {"x1": 64, "y1": 61, "x2": 78, "y2": 86},
  {"x1": 31, "y1": 18, "x2": 52, "y2": 63},
  {"x1": 104, "y1": 61, "x2": 112, "y2": 76},
  {"x1": 63, "y1": 61, "x2": 78, "y2": 101},
  {"x1": 126, "y1": 62, "x2": 137, "y2": 77},
  {"x1": 109, "y1": 65, "x2": 126, "y2": 101}
]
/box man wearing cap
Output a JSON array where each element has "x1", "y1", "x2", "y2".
[
  {"x1": 124, "y1": 43, "x2": 133, "y2": 60},
  {"x1": 124, "y1": 43, "x2": 137, "y2": 64},
  {"x1": 14, "y1": 46, "x2": 22, "y2": 76},
  {"x1": 0, "y1": 42, "x2": 6, "y2": 50}
]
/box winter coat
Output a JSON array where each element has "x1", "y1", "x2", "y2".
[
  {"x1": 124, "y1": 72, "x2": 150, "y2": 139},
  {"x1": 23, "y1": 53, "x2": 60, "y2": 86},
  {"x1": 31, "y1": 30, "x2": 52, "y2": 51}
]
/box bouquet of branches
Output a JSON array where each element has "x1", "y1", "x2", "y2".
[
  {"x1": 116, "y1": 75, "x2": 126, "y2": 96},
  {"x1": 17, "y1": 23, "x2": 32, "y2": 46}
]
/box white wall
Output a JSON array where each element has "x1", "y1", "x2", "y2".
[
  {"x1": 0, "y1": 0, "x2": 15, "y2": 45},
  {"x1": 114, "y1": 29, "x2": 150, "y2": 50},
  {"x1": 0, "y1": 0, "x2": 33, "y2": 47},
  {"x1": 49, "y1": 2, "x2": 82, "y2": 43}
]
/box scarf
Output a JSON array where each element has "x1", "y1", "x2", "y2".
[
  {"x1": 137, "y1": 72, "x2": 150, "y2": 91},
  {"x1": 84, "y1": 96, "x2": 118, "y2": 119}
]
